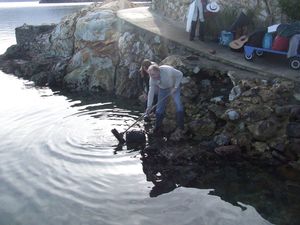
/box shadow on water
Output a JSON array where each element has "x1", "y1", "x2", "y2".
[
  {"x1": 140, "y1": 144, "x2": 300, "y2": 225},
  {"x1": 56, "y1": 89, "x2": 144, "y2": 115}
]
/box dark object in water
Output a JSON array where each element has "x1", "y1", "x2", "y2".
[
  {"x1": 111, "y1": 128, "x2": 146, "y2": 144},
  {"x1": 111, "y1": 113, "x2": 145, "y2": 144},
  {"x1": 126, "y1": 130, "x2": 146, "y2": 144},
  {"x1": 111, "y1": 128, "x2": 126, "y2": 144},
  {"x1": 111, "y1": 92, "x2": 173, "y2": 143}
]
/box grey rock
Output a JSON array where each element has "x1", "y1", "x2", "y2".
[
  {"x1": 226, "y1": 109, "x2": 240, "y2": 121},
  {"x1": 229, "y1": 85, "x2": 241, "y2": 101},
  {"x1": 210, "y1": 96, "x2": 224, "y2": 104},
  {"x1": 272, "y1": 151, "x2": 287, "y2": 162},
  {"x1": 30, "y1": 71, "x2": 50, "y2": 86},
  {"x1": 214, "y1": 145, "x2": 241, "y2": 156},
  {"x1": 16, "y1": 24, "x2": 56, "y2": 46},
  {"x1": 248, "y1": 119, "x2": 280, "y2": 141},
  {"x1": 201, "y1": 79, "x2": 211, "y2": 89},
  {"x1": 286, "y1": 122, "x2": 300, "y2": 138},
  {"x1": 214, "y1": 133, "x2": 230, "y2": 146},
  {"x1": 253, "y1": 141, "x2": 269, "y2": 153},
  {"x1": 189, "y1": 117, "x2": 216, "y2": 138}
]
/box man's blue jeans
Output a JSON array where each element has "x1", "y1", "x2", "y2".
[{"x1": 155, "y1": 87, "x2": 184, "y2": 130}]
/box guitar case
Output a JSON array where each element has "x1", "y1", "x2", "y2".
[
  {"x1": 229, "y1": 28, "x2": 267, "y2": 51},
  {"x1": 229, "y1": 36, "x2": 248, "y2": 52},
  {"x1": 247, "y1": 28, "x2": 267, "y2": 48}
]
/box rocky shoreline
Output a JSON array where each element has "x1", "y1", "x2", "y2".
[{"x1": 0, "y1": 0, "x2": 300, "y2": 177}]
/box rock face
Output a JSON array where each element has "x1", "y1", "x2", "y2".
[
  {"x1": 142, "y1": 73, "x2": 300, "y2": 170},
  {"x1": 0, "y1": 0, "x2": 135, "y2": 93},
  {"x1": 15, "y1": 24, "x2": 56, "y2": 46},
  {"x1": 0, "y1": 0, "x2": 299, "y2": 169}
]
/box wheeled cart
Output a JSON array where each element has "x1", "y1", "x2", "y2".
[{"x1": 244, "y1": 45, "x2": 300, "y2": 70}]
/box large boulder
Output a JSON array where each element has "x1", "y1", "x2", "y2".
[
  {"x1": 64, "y1": 52, "x2": 115, "y2": 92},
  {"x1": 60, "y1": 0, "x2": 133, "y2": 93},
  {"x1": 247, "y1": 118, "x2": 283, "y2": 141},
  {"x1": 74, "y1": 10, "x2": 117, "y2": 49},
  {"x1": 50, "y1": 13, "x2": 78, "y2": 57},
  {"x1": 286, "y1": 122, "x2": 300, "y2": 138},
  {"x1": 189, "y1": 116, "x2": 216, "y2": 140},
  {"x1": 15, "y1": 24, "x2": 56, "y2": 46},
  {"x1": 63, "y1": 66, "x2": 92, "y2": 91}
]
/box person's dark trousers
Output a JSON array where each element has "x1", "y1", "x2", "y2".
[
  {"x1": 154, "y1": 113, "x2": 164, "y2": 131},
  {"x1": 176, "y1": 111, "x2": 184, "y2": 130},
  {"x1": 190, "y1": 21, "x2": 197, "y2": 41},
  {"x1": 199, "y1": 21, "x2": 205, "y2": 41}
]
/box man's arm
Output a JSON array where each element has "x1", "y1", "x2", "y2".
[
  {"x1": 173, "y1": 68, "x2": 183, "y2": 89},
  {"x1": 146, "y1": 79, "x2": 156, "y2": 113}
]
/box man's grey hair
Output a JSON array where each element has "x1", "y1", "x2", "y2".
[{"x1": 148, "y1": 64, "x2": 160, "y2": 73}]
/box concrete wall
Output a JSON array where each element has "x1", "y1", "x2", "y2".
[{"x1": 151, "y1": 0, "x2": 189, "y2": 25}]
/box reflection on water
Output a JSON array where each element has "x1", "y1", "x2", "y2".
[{"x1": 141, "y1": 146, "x2": 300, "y2": 225}]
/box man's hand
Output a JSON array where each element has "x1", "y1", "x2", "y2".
[{"x1": 145, "y1": 107, "x2": 152, "y2": 115}]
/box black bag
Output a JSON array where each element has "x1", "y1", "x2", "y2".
[{"x1": 247, "y1": 28, "x2": 267, "y2": 48}]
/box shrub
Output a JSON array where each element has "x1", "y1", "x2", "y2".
[{"x1": 278, "y1": 0, "x2": 300, "y2": 21}]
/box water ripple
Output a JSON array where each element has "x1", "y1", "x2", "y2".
[{"x1": 0, "y1": 71, "x2": 276, "y2": 225}]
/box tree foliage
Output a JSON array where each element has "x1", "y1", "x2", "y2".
[{"x1": 278, "y1": 0, "x2": 300, "y2": 21}]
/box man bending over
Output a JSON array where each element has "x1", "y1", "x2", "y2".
[{"x1": 146, "y1": 64, "x2": 184, "y2": 139}]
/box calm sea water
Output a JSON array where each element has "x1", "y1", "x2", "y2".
[{"x1": 0, "y1": 2, "x2": 285, "y2": 225}]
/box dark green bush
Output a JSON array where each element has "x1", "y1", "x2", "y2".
[{"x1": 278, "y1": 0, "x2": 300, "y2": 21}]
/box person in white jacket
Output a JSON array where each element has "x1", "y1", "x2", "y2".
[
  {"x1": 186, "y1": 0, "x2": 208, "y2": 41},
  {"x1": 146, "y1": 64, "x2": 184, "y2": 136}
]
